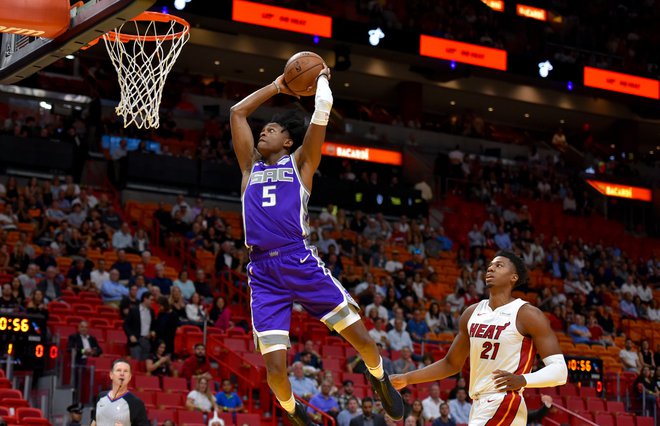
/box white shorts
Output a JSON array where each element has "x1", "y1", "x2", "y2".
[{"x1": 468, "y1": 391, "x2": 527, "y2": 426}]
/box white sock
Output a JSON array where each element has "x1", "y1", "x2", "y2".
[
  {"x1": 366, "y1": 356, "x2": 385, "y2": 380},
  {"x1": 279, "y1": 394, "x2": 296, "y2": 414}
]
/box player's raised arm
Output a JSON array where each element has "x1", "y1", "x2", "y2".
[
  {"x1": 294, "y1": 66, "x2": 332, "y2": 189},
  {"x1": 493, "y1": 304, "x2": 567, "y2": 391},
  {"x1": 229, "y1": 77, "x2": 297, "y2": 173},
  {"x1": 391, "y1": 305, "x2": 476, "y2": 389}
]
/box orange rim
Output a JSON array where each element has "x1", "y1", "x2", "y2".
[{"x1": 103, "y1": 11, "x2": 190, "y2": 43}]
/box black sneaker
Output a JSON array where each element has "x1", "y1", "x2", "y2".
[
  {"x1": 365, "y1": 371, "x2": 404, "y2": 420},
  {"x1": 286, "y1": 400, "x2": 316, "y2": 426}
]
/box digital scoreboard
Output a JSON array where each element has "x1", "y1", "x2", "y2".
[{"x1": 0, "y1": 314, "x2": 58, "y2": 368}]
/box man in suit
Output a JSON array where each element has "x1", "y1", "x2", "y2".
[
  {"x1": 350, "y1": 397, "x2": 386, "y2": 426},
  {"x1": 123, "y1": 291, "x2": 155, "y2": 360},
  {"x1": 67, "y1": 320, "x2": 103, "y2": 366}
]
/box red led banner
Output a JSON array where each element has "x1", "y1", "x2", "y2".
[
  {"x1": 322, "y1": 142, "x2": 402, "y2": 166},
  {"x1": 420, "y1": 35, "x2": 507, "y2": 71},
  {"x1": 584, "y1": 67, "x2": 660, "y2": 99},
  {"x1": 586, "y1": 180, "x2": 652, "y2": 202},
  {"x1": 481, "y1": 0, "x2": 505, "y2": 12},
  {"x1": 232, "y1": 0, "x2": 332, "y2": 37},
  {"x1": 516, "y1": 4, "x2": 547, "y2": 21}
]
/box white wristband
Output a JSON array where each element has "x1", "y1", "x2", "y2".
[
  {"x1": 311, "y1": 75, "x2": 332, "y2": 126},
  {"x1": 522, "y1": 354, "x2": 568, "y2": 388}
]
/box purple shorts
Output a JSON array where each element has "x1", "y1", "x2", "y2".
[{"x1": 248, "y1": 241, "x2": 359, "y2": 353}]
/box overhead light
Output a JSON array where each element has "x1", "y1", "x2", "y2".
[
  {"x1": 450, "y1": 100, "x2": 456, "y2": 106},
  {"x1": 651, "y1": 150, "x2": 655, "y2": 155},
  {"x1": 560, "y1": 119, "x2": 565, "y2": 124},
  {"x1": 487, "y1": 107, "x2": 494, "y2": 112},
  {"x1": 656, "y1": 145, "x2": 660, "y2": 150},
  {"x1": 39, "y1": 101, "x2": 52, "y2": 110},
  {"x1": 65, "y1": 54, "x2": 75, "y2": 60},
  {"x1": 524, "y1": 113, "x2": 530, "y2": 118},
  {"x1": 344, "y1": 82, "x2": 350, "y2": 87},
  {"x1": 368, "y1": 28, "x2": 385, "y2": 46},
  {"x1": 213, "y1": 60, "x2": 220, "y2": 66},
  {"x1": 173, "y1": 0, "x2": 191, "y2": 11},
  {"x1": 538, "y1": 60, "x2": 553, "y2": 78},
  {"x1": 610, "y1": 144, "x2": 615, "y2": 149},
  {"x1": 567, "y1": 81, "x2": 573, "y2": 91},
  {"x1": 258, "y1": 68, "x2": 264, "y2": 73}
]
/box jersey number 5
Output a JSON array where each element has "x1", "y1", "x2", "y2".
[
  {"x1": 480, "y1": 342, "x2": 500, "y2": 360},
  {"x1": 262, "y1": 185, "x2": 276, "y2": 207}
]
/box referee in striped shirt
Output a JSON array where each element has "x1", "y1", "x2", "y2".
[{"x1": 91, "y1": 359, "x2": 149, "y2": 426}]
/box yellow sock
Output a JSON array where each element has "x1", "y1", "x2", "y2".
[
  {"x1": 279, "y1": 394, "x2": 296, "y2": 414},
  {"x1": 366, "y1": 356, "x2": 384, "y2": 380}
]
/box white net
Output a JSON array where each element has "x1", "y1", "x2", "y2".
[{"x1": 103, "y1": 14, "x2": 189, "y2": 129}]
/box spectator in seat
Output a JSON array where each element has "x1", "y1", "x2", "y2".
[
  {"x1": 25, "y1": 289, "x2": 48, "y2": 318},
  {"x1": 119, "y1": 284, "x2": 140, "y2": 318},
  {"x1": 567, "y1": 314, "x2": 597, "y2": 345},
  {"x1": 308, "y1": 379, "x2": 340, "y2": 422},
  {"x1": 10, "y1": 277, "x2": 24, "y2": 306},
  {"x1": 102, "y1": 204, "x2": 122, "y2": 230},
  {"x1": 294, "y1": 340, "x2": 323, "y2": 370},
  {"x1": 111, "y1": 250, "x2": 133, "y2": 281},
  {"x1": 174, "y1": 270, "x2": 196, "y2": 301},
  {"x1": 431, "y1": 402, "x2": 455, "y2": 426},
  {"x1": 0, "y1": 283, "x2": 18, "y2": 312},
  {"x1": 288, "y1": 361, "x2": 317, "y2": 400},
  {"x1": 393, "y1": 347, "x2": 416, "y2": 375},
  {"x1": 186, "y1": 377, "x2": 218, "y2": 416},
  {"x1": 407, "y1": 309, "x2": 430, "y2": 343},
  {"x1": 638, "y1": 339, "x2": 655, "y2": 369},
  {"x1": 133, "y1": 228, "x2": 150, "y2": 254},
  {"x1": 186, "y1": 292, "x2": 208, "y2": 328},
  {"x1": 620, "y1": 338, "x2": 642, "y2": 373},
  {"x1": 193, "y1": 269, "x2": 213, "y2": 302},
  {"x1": 152, "y1": 263, "x2": 173, "y2": 295},
  {"x1": 447, "y1": 388, "x2": 470, "y2": 425},
  {"x1": 145, "y1": 340, "x2": 173, "y2": 377},
  {"x1": 388, "y1": 318, "x2": 414, "y2": 352},
  {"x1": 181, "y1": 343, "x2": 213, "y2": 383},
  {"x1": 38, "y1": 266, "x2": 63, "y2": 302},
  {"x1": 124, "y1": 291, "x2": 155, "y2": 360},
  {"x1": 422, "y1": 384, "x2": 443, "y2": 422},
  {"x1": 620, "y1": 292, "x2": 638, "y2": 319},
  {"x1": 154, "y1": 296, "x2": 179, "y2": 355},
  {"x1": 337, "y1": 380, "x2": 361, "y2": 412},
  {"x1": 337, "y1": 396, "x2": 361, "y2": 426},
  {"x1": 349, "y1": 397, "x2": 386, "y2": 426},
  {"x1": 66, "y1": 258, "x2": 92, "y2": 292},
  {"x1": 368, "y1": 317, "x2": 390, "y2": 349},
  {"x1": 67, "y1": 320, "x2": 102, "y2": 366},
  {"x1": 101, "y1": 269, "x2": 128, "y2": 306},
  {"x1": 633, "y1": 366, "x2": 658, "y2": 417},
  {"x1": 34, "y1": 245, "x2": 57, "y2": 272},
  {"x1": 215, "y1": 378, "x2": 243, "y2": 416},
  {"x1": 207, "y1": 295, "x2": 230, "y2": 331},
  {"x1": 18, "y1": 263, "x2": 39, "y2": 297},
  {"x1": 112, "y1": 222, "x2": 134, "y2": 251}
]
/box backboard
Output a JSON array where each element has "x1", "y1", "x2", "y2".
[{"x1": 0, "y1": 0, "x2": 156, "y2": 84}]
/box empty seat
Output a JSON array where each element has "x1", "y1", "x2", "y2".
[
  {"x1": 235, "y1": 413, "x2": 260, "y2": 425},
  {"x1": 134, "y1": 375, "x2": 160, "y2": 392},
  {"x1": 176, "y1": 410, "x2": 203, "y2": 426},
  {"x1": 593, "y1": 413, "x2": 614, "y2": 426},
  {"x1": 16, "y1": 408, "x2": 42, "y2": 422},
  {"x1": 156, "y1": 393, "x2": 183, "y2": 408},
  {"x1": 162, "y1": 377, "x2": 189, "y2": 393}
]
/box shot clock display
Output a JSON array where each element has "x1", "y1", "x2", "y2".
[
  {"x1": 0, "y1": 314, "x2": 58, "y2": 367},
  {"x1": 564, "y1": 356, "x2": 604, "y2": 394}
]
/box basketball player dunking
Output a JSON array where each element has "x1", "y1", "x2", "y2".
[
  {"x1": 391, "y1": 251, "x2": 567, "y2": 426},
  {"x1": 230, "y1": 67, "x2": 403, "y2": 425}
]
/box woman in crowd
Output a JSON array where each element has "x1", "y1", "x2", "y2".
[
  {"x1": 145, "y1": 340, "x2": 174, "y2": 377},
  {"x1": 186, "y1": 377, "x2": 218, "y2": 417},
  {"x1": 209, "y1": 296, "x2": 231, "y2": 331}
]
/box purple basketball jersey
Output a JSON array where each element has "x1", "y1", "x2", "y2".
[{"x1": 242, "y1": 155, "x2": 310, "y2": 251}]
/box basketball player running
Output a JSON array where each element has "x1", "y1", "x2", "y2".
[
  {"x1": 230, "y1": 66, "x2": 404, "y2": 425},
  {"x1": 391, "y1": 251, "x2": 567, "y2": 425}
]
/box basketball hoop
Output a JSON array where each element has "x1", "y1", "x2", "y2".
[{"x1": 102, "y1": 11, "x2": 190, "y2": 129}]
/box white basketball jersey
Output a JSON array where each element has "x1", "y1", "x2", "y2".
[{"x1": 467, "y1": 298, "x2": 536, "y2": 399}]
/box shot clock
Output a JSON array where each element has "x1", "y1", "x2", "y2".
[
  {"x1": 564, "y1": 356, "x2": 604, "y2": 395},
  {"x1": 0, "y1": 314, "x2": 58, "y2": 368}
]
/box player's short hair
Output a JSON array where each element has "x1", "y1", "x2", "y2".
[
  {"x1": 495, "y1": 250, "x2": 528, "y2": 287},
  {"x1": 271, "y1": 110, "x2": 305, "y2": 153}
]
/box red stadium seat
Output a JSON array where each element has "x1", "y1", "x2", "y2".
[
  {"x1": 585, "y1": 397, "x2": 605, "y2": 412},
  {"x1": 148, "y1": 409, "x2": 173, "y2": 423},
  {"x1": 176, "y1": 410, "x2": 203, "y2": 426},
  {"x1": 566, "y1": 398, "x2": 585, "y2": 412},
  {"x1": 593, "y1": 413, "x2": 614, "y2": 426},
  {"x1": 162, "y1": 377, "x2": 189, "y2": 393},
  {"x1": 156, "y1": 393, "x2": 183, "y2": 408},
  {"x1": 19, "y1": 419, "x2": 50, "y2": 426},
  {"x1": 606, "y1": 401, "x2": 625, "y2": 413},
  {"x1": 135, "y1": 375, "x2": 161, "y2": 392},
  {"x1": 635, "y1": 417, "x2": 654, "y2": 426},
  {"x1": 0, "y1": 390, "x2": 23, "y2": 400},
  {"x1": 236, "y1": 413, "x2": 260, "y2": 425},
  {"x1": 614, "y1": 414, "x2": 635, "y2": 426},
  {"x1": 578, "y1": 387, "x2": 597, "y2": 398},
  {"x1": 16, "y1": 408, "x2": 42, "y2": 422},
  {"x1": 132, "y1": 391, "x2": 154, "y2": 407},
  {"x1": 2, "y1": 399, "x2": 30, "y2": 409},
  {"x1": 321, "y1": 345, "x2": 344, "y2": 359}
]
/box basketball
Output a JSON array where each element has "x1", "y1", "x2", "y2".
[{"x1": 283, "y1": 51, "x2": 325, "y2": 96}]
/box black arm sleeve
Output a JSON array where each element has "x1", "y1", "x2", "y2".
[
  {"x1": 527, "y1": 404, "x2": 550, "y2": 422},
  {"x1": 91, "y1": 391, "x2": 109, "y2": 423},
  {"x1": 125, "y1": 393, "x2": 150, "y2": 426}
]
